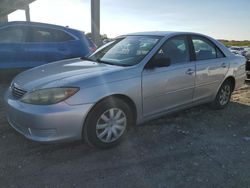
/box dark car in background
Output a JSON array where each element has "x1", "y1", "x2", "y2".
[
  {"x1": 245, "y1": 51, "x2": 250, "y2": 81},
  {"x1": 0, "y1": 21, "x2": 96, "y2": 80}
]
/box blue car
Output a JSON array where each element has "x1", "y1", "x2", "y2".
[{"x1": 0, "y1": 21, "x2": 96, "y2": 76}]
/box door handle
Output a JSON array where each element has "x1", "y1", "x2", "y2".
[
  {"x1": 221, "y1": 63, "x2": 227, "y2": 68},
  {"x1": 186, "y1": 69, "x2": 194, "y2": 75}
]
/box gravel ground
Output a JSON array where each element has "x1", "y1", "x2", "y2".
[{"x1": 0, "y1": 83, "x2": 250, "y2": 188}]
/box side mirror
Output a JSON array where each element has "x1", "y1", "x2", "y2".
[{"x1": 146, "y1": 57, "x2": 171, "y2": 69}]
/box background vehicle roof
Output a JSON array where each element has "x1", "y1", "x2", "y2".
[{"x1": 0, "y1": 21, "x2": 84, "y2": 33}]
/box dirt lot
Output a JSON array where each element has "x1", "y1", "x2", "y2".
[{"x1": 0, "y1": 83, "x2": 250, "y2": 188}]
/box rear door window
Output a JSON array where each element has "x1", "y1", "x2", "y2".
[
  {"x1": 192, "y1": 36, "x2": 225, "y2": 60},
  {"x1": 216, "y1": 47, "x2": 225, "y2": 58}
]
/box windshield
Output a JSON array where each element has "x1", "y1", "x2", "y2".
[{"x1": 89, "y1": 36, "x2": 162, "y2": 66}]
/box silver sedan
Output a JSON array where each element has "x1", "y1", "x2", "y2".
[{"x1": 4, "y1": 32, "x2": 246, "y2": 148}]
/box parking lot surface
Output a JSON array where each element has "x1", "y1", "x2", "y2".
[{"x1": 0, "y1": 83, "x2": 250, "y2": 188}]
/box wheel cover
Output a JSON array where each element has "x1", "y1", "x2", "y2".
[
  {"x1": 96, "y1": 108, "x2": 127, "y2": 143},
  {"x1": 219, "y1": 85, "x2": 231, "y2": 106}
]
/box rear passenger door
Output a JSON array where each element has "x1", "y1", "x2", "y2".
[
  {"x1": 25, "y1": 26, "x2": 75, "y2": 67},
  {"x1": 191, "y1": 35, "x2": 229, "y2": 102}
]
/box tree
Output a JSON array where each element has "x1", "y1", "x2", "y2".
[{"x1": 86, "y1": 33, "x2": 108, "y2": 40}]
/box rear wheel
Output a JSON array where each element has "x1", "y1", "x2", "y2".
[
  {"x1": 83, "y1": 98, "x2": 133, "y2": 149},
  {"x1": 211, "y1": 80, "x2": 233, "y2": 109}
]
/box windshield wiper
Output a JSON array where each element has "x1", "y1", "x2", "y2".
[
  {"x1": 80, "y1": 57, "x2": 113, "y2": 65},
  {"x1": 82, "y1": 57, "x2": 128, "y2": 67},
  {"x1": 97, "y1": 59, "x2": 132, "y2": 67},
  {"x1": 96, "y1": 58, "x2": 116, "y2": 65},
  {"x1": 80, "y1": 56, "x2": 96, "y2": 62}
]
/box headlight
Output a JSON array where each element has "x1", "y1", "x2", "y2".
[{"x1": 20, "y1": 87, "x2": 79, "y2": 105}]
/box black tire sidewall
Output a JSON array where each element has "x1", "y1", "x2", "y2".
[{"x1": 83, "y1": 98, "x2": 133, "y2": 149}]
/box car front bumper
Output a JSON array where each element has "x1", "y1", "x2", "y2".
[{"x1": 4, "y1": 88, "x2": 93, "y2": 143}]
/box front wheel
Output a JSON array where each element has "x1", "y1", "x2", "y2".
[
  {"x1": 83, "y1": 98, "x2": 133, "y2": 149},
  {"x1": 211, "y1": 80, "x2": 233, "y2": 110}
]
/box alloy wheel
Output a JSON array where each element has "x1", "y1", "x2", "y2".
[
  {"x1": 96, "y1": 108, "x2": 127, "y2": 143},
  {"x1": 219, "y1": 85, "x2": 231, "y2": 106}
]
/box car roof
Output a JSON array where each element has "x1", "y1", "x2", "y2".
[
  {"x1": 125, "y1": 31, "x2": 204, "y2": 37},
  {"x1": 125, "y1": 31, "x2": 233, "y2": 57},
  {"x1": 0, "y1": 21, "x2": 84, "y2": 33}
]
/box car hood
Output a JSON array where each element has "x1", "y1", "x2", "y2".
[{"x1": 13, "y1": 58, "x2": 124, "y2": 91}]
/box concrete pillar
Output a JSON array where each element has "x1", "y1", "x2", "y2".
[
  {"x1": 25, "y1": 5, "x2": 30, "y2": 22},
  {"x1": 0, "y1": 15, "x2": 8, "y2": 23},
  {"x1": 91, "y1": 0, "x2": 101, "y2": 46}
]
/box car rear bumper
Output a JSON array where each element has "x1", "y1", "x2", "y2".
[
  {"x1": 234, "y1": 72, "x2": 247, "y2": 90},
  {"x1": 4, "y1": 88, "x2": 93, "y2": 143},
  {"x1": 246, "y1": 71, "x2": 250, "y2": 85}
]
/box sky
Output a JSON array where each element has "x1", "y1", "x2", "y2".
[{"x1": 8, "y1": 0, "x2": 250, "y2": 40}]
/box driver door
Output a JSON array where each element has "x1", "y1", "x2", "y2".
[{"x1": 142, "y1": 35, "x2": 195, "y2": 117}]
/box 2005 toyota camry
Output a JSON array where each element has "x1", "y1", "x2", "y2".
[{"x1": 5, "y1": 32, "x2": 246, "y2": 148}]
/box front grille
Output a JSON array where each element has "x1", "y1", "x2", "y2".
[{"x1": 12, "y1": 85, "x2": 27, "y2": 99}]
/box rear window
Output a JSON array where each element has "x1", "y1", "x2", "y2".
[
  {"x1": 0, "y1": 26, "x2": 26, "y2": 43},
  {"x1": 86, "y1": 37, "x2": 96, "y2": 48}
]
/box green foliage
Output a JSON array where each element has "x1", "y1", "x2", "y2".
[
  {"x1": 86, "y1": 33, "x2": 108, "y2": 40},
  {"x1": 219, "y1": 40, "x2": 250, "y2": 47}
]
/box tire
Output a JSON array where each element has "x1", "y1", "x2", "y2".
[
  {"x1": 211, "y1": 80, "x2": 233, "y2": 110},
  {"x1": 83, "y1": 97, "x2": 133, "y2": 149}
]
